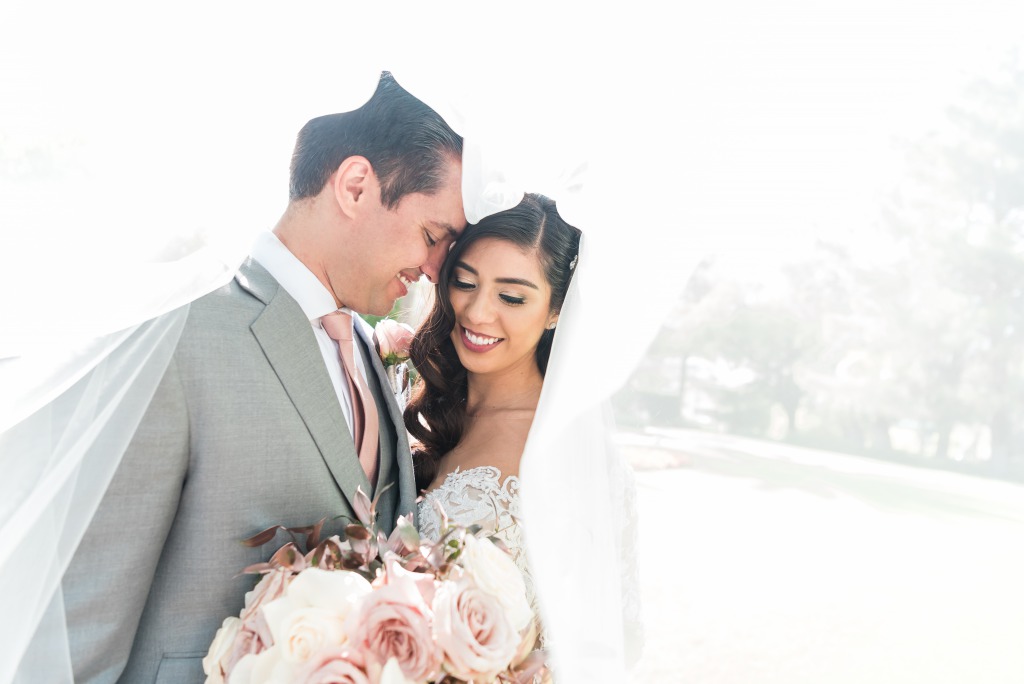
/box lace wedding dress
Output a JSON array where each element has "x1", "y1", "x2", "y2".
[
  {"x1": 417, "y1": 462, "x2": 644, "y2": 666},
  {"x1": 418, "y1": 466, "x2": 537, "y2": 609}
]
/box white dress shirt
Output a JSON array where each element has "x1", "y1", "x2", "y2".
[{"x1": 251, "y1": 231, "x2": 370, "y2": 440}]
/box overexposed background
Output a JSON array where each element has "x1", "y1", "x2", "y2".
[{"x1": 3, "y1": 2, "x2": 1023, "y2": 682}]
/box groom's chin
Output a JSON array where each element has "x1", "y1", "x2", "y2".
[{"x1": 366, "y1": 298, "x2": 398, "y2": 318}]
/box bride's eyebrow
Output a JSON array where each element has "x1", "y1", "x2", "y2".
[
  {"x1": 453, "y1": 261, "x2": 538, "y2": 290},
  {"x1": 495, "y1": 277, "x2": 538, "y2": 290}
]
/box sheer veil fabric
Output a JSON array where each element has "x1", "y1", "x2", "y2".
[{"x1": 1, "y1": 4, "x2": 686, "y2": 682}]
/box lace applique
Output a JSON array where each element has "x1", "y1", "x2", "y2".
[{"x1": 417, "y1": 466, "x2": 536, "y2": 610}]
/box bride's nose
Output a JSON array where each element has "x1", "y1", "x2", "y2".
[{"x1": 462, "y1": 292, "x2": 495, "y2": 325}]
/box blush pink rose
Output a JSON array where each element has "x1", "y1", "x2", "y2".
[
  {"x1": 244, "y1": 569, "x2": 293, "y2": 616},
  {"x1": 346, "y1": 569, "x2": 442, "y2": 682},
  {"x1": 374, "y1": 320, "x2": 415, "y2": 363},
  {"x1": 222, "y1": 625, "x2": 264, "y2": 676},
  {"x1": 432, "y1": 576, "x2": 520, "y2": 681},
  {"x1": 294, "y1": 648, "x2": 370, "y2": 684},
  {"x1": 221, "y1": 568, "x2": 293, "y2": 673}
]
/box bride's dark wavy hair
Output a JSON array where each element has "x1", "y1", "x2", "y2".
[{"x1": 403, "y1": 193, "x2": 581, "y2": 490}]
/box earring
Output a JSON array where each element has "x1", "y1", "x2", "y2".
[{"x1": 546, "y1": 322, "x2": 557, "y2": 330}]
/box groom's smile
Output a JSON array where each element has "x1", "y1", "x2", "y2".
[
  {"x1": 395, "y1": 271, "x2": 416, "y2": 298},
  {"x1": 334, "y1": 158, "x2": 466, "y2": 316}
]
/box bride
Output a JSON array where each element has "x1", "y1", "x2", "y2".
[{"x1": 404, "y1": 193, "x2": 580, "y2": 615}]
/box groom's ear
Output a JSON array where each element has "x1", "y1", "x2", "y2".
[{"x1": 332, "y1": 156, "x2": 377, "y2": 219}]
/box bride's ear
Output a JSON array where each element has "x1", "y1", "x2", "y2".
[
  {"x1": 332, "y1": 156, "x2": 376, "y2": 219},
  {"x1": 545, "y1": 312, "x2": 559, "y2": 330}
]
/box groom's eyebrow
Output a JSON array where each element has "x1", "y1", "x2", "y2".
[{"x1": 430, "y1": 221, "x2": 459, "y2": 238}]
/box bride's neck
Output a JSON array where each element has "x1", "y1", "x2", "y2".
[{"x1": 465, "y1": 362, "x2": 543, "y2": 416}]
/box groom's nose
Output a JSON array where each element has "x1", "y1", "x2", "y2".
[{"x1": 420, "y1": 250, "x2": 445, "y2": 284}]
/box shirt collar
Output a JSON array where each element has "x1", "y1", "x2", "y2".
[{"x1": 250, "y1": 232, "x2": 340, "y2": 323}]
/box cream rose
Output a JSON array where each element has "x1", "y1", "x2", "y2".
[
  {"x1": 459, "y1": 535, "x2": 533, "y2": 631},
  {"x1": 202, "y1": 616, "x2": 241, "y2": 683},
  {"x1": 262, "y1": 569, "x2": 373, "y2": 664},
  {"x1": 228, "y1": 648, "x2": 297, "y2": 684},
  {"x1": 286, "y1": 567, "x2": 373, "y2": 621},
  {"x1": 272, "y1": 607, "x2": 347, "y2": 664},
  {"x1": 433, "y1": 575, "x2": 520, "y2": 681}
]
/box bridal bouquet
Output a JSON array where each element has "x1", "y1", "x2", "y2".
[{"x1": 203, "y1": 488, "x2": 545, "y2": 684}]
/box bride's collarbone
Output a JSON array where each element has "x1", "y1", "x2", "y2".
[
  {"x1": 433, "y1": 434, "x2": 525, "y2": 488},
  {"x1": 463, "y1": 410, "x2": 535, "y2": 439}
]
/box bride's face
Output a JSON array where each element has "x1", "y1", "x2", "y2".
[{"x1": 448, "y1": 237, "x2": 558, "y2": 377}]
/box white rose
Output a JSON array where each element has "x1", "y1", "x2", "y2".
[
  {"x1": 229, "y1": 653, "x2": 257, "y2": 684},
  {"x1": 230, "y1": 648, "x2": 297, "y2": 684},
  {"x1": 287, "y1": 568, "x2": 372, "y2": 621},
  {"x1": 459, "y1": 535, "x2": 533, "y2": 631},
  {"x1": 203, "y1": 616, "x2": 241, "y2": 682},
  {"x1": 262, "y1": 569, "x2": 372, "y2": 664},
  {"x1": 277, "y1": 607, "x2": 348, "y2": 663}
]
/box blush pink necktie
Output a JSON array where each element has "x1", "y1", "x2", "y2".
[{"x1": 321, "y1": 311, "x2": 379, "y2": 488}]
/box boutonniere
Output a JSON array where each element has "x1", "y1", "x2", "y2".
[{"x1": 373, "y1": 318, "x2": 415, "y2": 411}]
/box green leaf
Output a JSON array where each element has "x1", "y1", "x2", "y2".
[{"x1": 395, "y1": 515, "x2": 421, "y2": 551}]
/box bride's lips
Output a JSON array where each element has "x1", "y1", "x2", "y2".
[{"x1": 458, "y1": 325, "x2": 504, "y2": 353}]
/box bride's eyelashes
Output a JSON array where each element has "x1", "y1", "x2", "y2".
[{"x1": 450, "y1": 278, "x2": 527, "y2": 307}]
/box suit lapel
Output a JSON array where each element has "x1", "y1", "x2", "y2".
[{"x1": 240, "y1": 261, "x2": 372, "y2": 510}]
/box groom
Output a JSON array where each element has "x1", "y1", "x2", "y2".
[{"x1": 63, "y1": 72, "x2": 466, "y2": 683}]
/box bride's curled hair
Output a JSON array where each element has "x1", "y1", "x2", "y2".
[{"x1": 403, "y1": 193, "x2": 581, "y2": 490}]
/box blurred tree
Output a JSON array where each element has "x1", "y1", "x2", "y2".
[{"x1": 877, "y1": 48, "x2": 1024, "y2": 473}]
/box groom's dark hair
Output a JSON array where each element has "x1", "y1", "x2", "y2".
[{"x1": 288, "y1": 71, "x2": 462, "y2": 208}]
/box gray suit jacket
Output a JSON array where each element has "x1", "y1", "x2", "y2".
[{"x1": 63, "y1": 259, "x2": 417, "y2": 683}]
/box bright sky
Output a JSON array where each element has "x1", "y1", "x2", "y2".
[{"x1": 1, "y1": 1, "x2": 1020, "y2": 303}]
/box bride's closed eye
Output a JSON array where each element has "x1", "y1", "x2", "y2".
[
  {"x1": 499, "y1": 293, "x2": 526, "y2": 306},
  {"x1": 451, "y1": 278, "x2": 475, "y2": 291}
]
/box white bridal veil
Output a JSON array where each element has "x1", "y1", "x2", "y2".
[
  {"x1": 1, "y1": 3, "x2": 686, "y2": 681},
  {"x1": 4, "y1": 1, "x2": 1023, "y2": 682}
]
